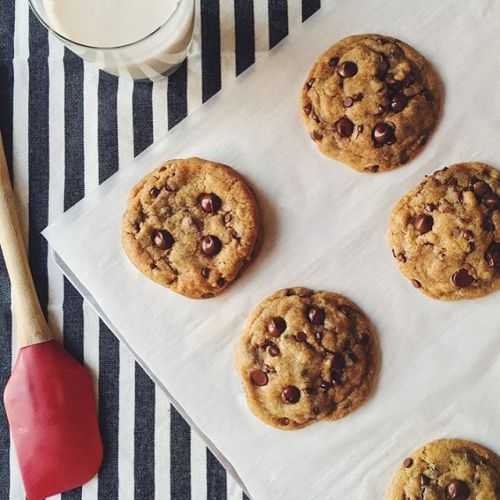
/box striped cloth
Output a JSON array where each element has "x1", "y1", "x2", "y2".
[{"x1": 0, "y1": 1, "x2": 321, "y2": 498}]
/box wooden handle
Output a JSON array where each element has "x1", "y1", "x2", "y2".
[{"x1": 0, "y1": 133, "x2": 52, "y2": 347}]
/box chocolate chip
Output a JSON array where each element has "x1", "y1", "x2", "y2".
[
  {"x1": 152, "y1": 229, "x2": 174, "y2": 250},
  {"x1": 483, "y1": 192, "x2": 500, "y2": 209},
  {"x1": 335, "y1": 116, "x2": 354, "y2": 137},
  {"x1": 313, "y1": 407, "x2": 321, "y2": 415},
  {"x1": 390, "y1": 92, "x2": 408, "y2": 113},
  {"x1": 391, "y1": 248, "x2": 397, "y2": 258},
  {"x1": 199, "y1": 193, "x2": 222, "y2": 214},
  {"x1": 295, "y1": 331, "x2": 307, "y2": 342},
  {"x1": 385, "y1": 73, "x2": 402, "y2": 87},
  {"x1": 337, "y1": 61, "x2": 358, "y2": 78},
  {"x1": 200, "y1": 235, "x2": 222, "y2": 256},
  {"x1": 420, "y1": 474, "x2": 430, "y2": 486},
  {"x1": 268, "y1": 317, "x2": 286, "y2": 337},
  {"x1": 377, "y1": 104, "x2": 387, "y2": 115},
  {"x1": 331, "y1": 352, "x2": 346, "y2": 371},
  {"x1": 343, "y1": 97, "x2": 354, "y2": 108},
  {"x1": 366, "y1": 165, "x2": 379, "y2": 173},
  {"x1": 359, "y1": 333, "x2": 370, "y2": 345},
  {"x1": 357, "y1": 125, "x2": 364, "y2": 134},
  {"x1": 307, "y1": 306, "x2": 325, "y2": 325},
  {"x1": 397, "y1": 253, "x2": 406, "y2": 262},
  {"x1": 471, "y1": 180, "x2": 491, "y2": 198},
  {"x1": 311, "y1": 130, "x2": 323, "y2": 141},
  {"x1": 223, "y1": 213, "x2": 232, "y2": 223},
  {"x1": 462, "y1": 230, "x2": 473, "y2": 240},
  {"x1": 267, "y1": 343, "x2": 280, "y2": 357},
  {"x1": 331, "y1": 371, "x2": 343, "y2": 385},
  {"x1": 165, "y1": 182, "x2": 175, "y2": 192},
  {"x1": 328, "y1": 56, "x2": 339, "y2": 67},
  {"x1": 452, "y1": 228, "x2": 460, "y2": 237},
  {"x1": 132, "y1": 220, "x2": 141, "y2": 232},
  {"x1": 372, "y1": 122, "x2": 396, "y2": 145},
  {"x1": 216, "y1": 277, "x2": 226, "y2": 288},
  {"x1": 482, "y1": 217, "x2": 494, "y2": 231},
  {"x1": 445, "y1": 479, "x2": 470, "y2": 500},
  {"x1": 319, "y1": 380, "x2": 332, "y2": 391},
  {"x1": 263, "y1": 364, "x2": 276, "y2": 373},
  {"x1": 314, "y1": 331, "x2": 323, "y2": 342},
  {"x1": 404, "y1": 72, "x2": 415, "y2": 87},
  {"x1": 420, "y1": 90, "x2": 432, "y2": 101},
  {"x1": 278, "y1": 417, "x2": 290, "y2": 426},
  {"x1": 202, "y1": 292, "x2": 214, "y2": 299},
  {"x1": 250, "y1": 369, "x2": 268, "y2": 386},
  {"x1": 376, "y1": 37, "x2": 387, "y2": 45},
  {"x1": 424, "y1": 203, "x2": 437, "y2": 213},
  {"x1": 159, "y1": 166, "x2": 166, "y2": 172},
  {"x1": 352, "y1": 92, "x2": 363, "y2": 101},
  {"x1": 348, "y1": 351, "x2": 358, "y2": 363},
  {"x1": 414, "y1": 214, "x2": 433, "y2": 234},
  {"x1": 403, "y1": 458, "x2": 414, "y2": 468},
  {"x1": 411, "y1": 279, "x2": 421, "y2": 288},
  {"x1": 281, "y1": 386, "x2": 300, "y2": 404},
  {"x1": 303, "y1": 103, "x2": 312, "y2": 115},
  {"x1": 149, "y1": 186, "x2": 160, "y2": 198},
  {"x1": 304, "y1": 78, "x2": 315, "y2": 90},
  {"x1": 201, "y1": 267, "x2": 210, "y2": 278},
  {"x1": 375, "y1": 54, "x2": 389, "y2": 80},
  {"x1": 485, "y1": 241, "x2": 500, "y2": 268},
  {"x1": 452, "y1": 268, "x2": 474, "y2": 288}
]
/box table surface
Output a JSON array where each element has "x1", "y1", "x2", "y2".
[{"x1": 0, "y1": 1, "x2": 321, "y2": 499}]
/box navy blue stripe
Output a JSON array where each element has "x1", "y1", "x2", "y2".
[
  {"x1": 206, "y1": 450, "x2": 227, "y2": 500},
  {"x1": 131, "y1": 81, "x2": 156, "y2": 500},
  {"x1": 134, "y1": 365, "x2": 156, "y2": 500},
  {"x1": 60, "y1": 46, "x2": 86, "y2": 500},
  {"x1": 268, "y1": 0, "x2": 288, "y2": 49},
  {"x1": 242, "y1": 493, "x2": 250, "y2": 500},
  {"x1": 167, "y1": 59, "x2": 188, "y2": 129},
  {"x1": 170, "y1": 406, "x2": 191, "y2": 500},
  {"x1": 200, "y1": 0, "x2": 221, "y2": 102},
  {"x1": 132, "y1": 83, "x2": 154, "y2": 157},
  {"x1": 302, "y1": 0, "x2": 321, "y2": 21},
  {"x1": 0, "y1": 0, "x2": 14, "y2": 493},
  {"x1": 234, "y1": 0, "x2": 255, "y2": 76},
  {"x1": 28, "y1": 11, "x2": 49, "y2": 316},
  {"x1": 97, "y1": 323, "x2": 120, "y2": 500},
  {"x1": 97, "y1": 70, "x2": 120, "y2": 500}
]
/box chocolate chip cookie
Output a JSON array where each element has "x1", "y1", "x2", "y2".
[
  {"x1": 121, "y1": 157, "x2": 260, "y2": 299},
  {"x1": 301, "y1": 34, "x2": 442, "y2": 173},
  {"x1": 388, "y1": 162, "x2": 500, "y2": 300},
  {"x1": 387, "y1": 439, "x2": 500, "y2": 500},
  {"x1": 235, "y1": 287, "x2": 379, "y2": 430}
]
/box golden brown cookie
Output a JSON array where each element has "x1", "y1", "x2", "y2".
[
  {"x1": 388, "y1": 162, "x2": 500, "y2": 300},
  {"x1": 235, "y1": 287, "x2": 379, "y2": 430},
  {"x1": 301, "y1": 34, "x2": 442, "y2": 173},
  {"x1": 121, "y1": 157, "x2": 260, "y2": 299},
  {"x1": 386, "y1": 439, "x2": 500, "y2": 500}
]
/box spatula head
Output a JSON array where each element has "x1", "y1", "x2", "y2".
[{"x1": 3, "y1": 339, "x2": 103, "y2": 499}]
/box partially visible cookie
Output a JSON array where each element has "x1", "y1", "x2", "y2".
[
  {"x1": 388, "y1": 162, "x2": 500, "y2": 300},
  {"x1": 121, "y1": 157, "x2": 260, "y2": 299},
  {"x1": 301, "y1": 34, "x2": 442, "y2": 173},
  {"x1": 235, "y1": 287, "x2": 379, "y2": 430},
  {"x1": 387, "y1": 439, "x2": 500, "y2": 500}
]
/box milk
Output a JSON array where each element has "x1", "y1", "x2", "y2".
[{"x1": 34, "y1": 0, "x2": 194, "y2": 80}]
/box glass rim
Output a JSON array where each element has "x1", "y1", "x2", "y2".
[{"x1": 28, "y1": 0, "x2": 185, "y2": 51}]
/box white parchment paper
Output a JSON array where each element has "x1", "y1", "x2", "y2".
[{"x1": 43, "y1": 1, "x2": 500, "y2": 498}]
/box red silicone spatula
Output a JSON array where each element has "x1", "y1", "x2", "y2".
[{"x1": 0, "y1": 133, "x2": 103, "y2": 499}]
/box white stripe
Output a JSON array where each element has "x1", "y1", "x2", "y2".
[
  {"x1": 226, "y1": 474, "x2": 243, "y2": 500},
  {"x1": 287, "y1": 0, "x2": 302, "y2": 33},
  {"x1": 81, "y1": 57, "x2": 101, "y2": 500},
  {"x1": 219, "y1": 0, "x2": 236, "y2": 87},
  {"x1": 190, "y1": 431, "x2": 207, "y2": 500},
  {"x1": 254, "y1": 0, "x2": 270, "y2": 54},
  {"x1": 118, "y1": 345, "x2": 136, "y2": 500},
  {"x1": 187, "y1": 0, "x2": 203, "y2": 116},
  {"x1": 46, "y1": 34, "x2": 65, "y2": 345},
  {"x1": 117, "y1": 78, "x2": 134, "y2": 166},
  {"x1": 83, "y1": 62, "x2": 100, "y2": 194},
  {"x1": 152, "y1": 80, "x2": 168, "y2": 140},
  {"x1": 154, "y1": 388, "x2": 171, "y2": 500},
  {"x1": 117, "y1": 77, "x2": 135, "y2": 500},
  {"x1": 9, "y1": 0, "x2": 30, "y2": 498}
]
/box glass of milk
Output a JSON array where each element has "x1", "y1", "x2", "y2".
[{"x1": 29, "y1": 0, "x2": 195, "y2": 81}]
